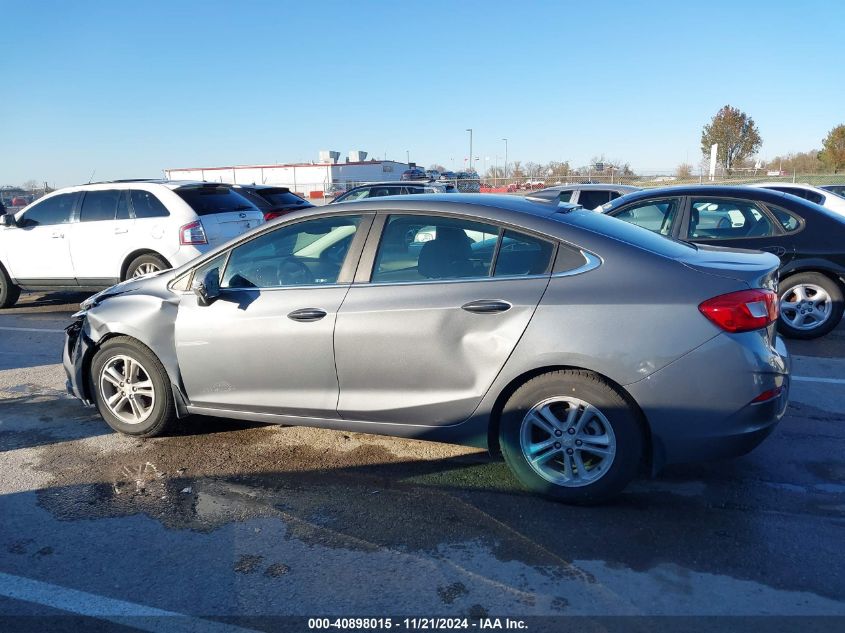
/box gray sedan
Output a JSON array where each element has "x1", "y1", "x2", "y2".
[{"x1": 63, "y1": 194, "x2": 790, "y2": 503}]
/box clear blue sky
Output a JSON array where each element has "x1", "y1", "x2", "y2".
[{"x1": 2, "y1": 0, "x2": 843, "y2": 187}]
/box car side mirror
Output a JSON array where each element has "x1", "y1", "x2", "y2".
[
  {"x1": 192, "y1": 267, "x2": 220, "y2": 306},
  {"x1": 0, "y1": 214, "x2": 16, "y2": 227}
]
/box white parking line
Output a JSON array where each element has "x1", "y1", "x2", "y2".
[
  {"x1": 0, "y1": 571, "x2": 258, "y2": 632},
  {"x1": 0, "y1": 326, "x2": 65, "y2": 333},
  {"x1": 792, "y1": 376, "x2": 845, "y2": 385}
]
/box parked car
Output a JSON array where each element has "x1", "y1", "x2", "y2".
[
  {"x1": 454, "y1": 172, "x2": 481, "y2": 193},
  {"x1": 425, "y1": 169, "x2": 441, "y2": 181},
  {"x1": 233, "y1": 184, "x2": 313, "y2": 221},
  {"x1": 820, "y1": 184, "x2": 845, "y2": 198},
  {"x1": 401, "y1": 168, "x2": 427, "y2": 181},
  {"x1": 0, "y1": 180, "x2": 264, "y2": 308},
  {"x1": 439, "y1": 171, "x2": 458, "y2": 181},
  {"x1": 64, "y1": 194, "x2": 788, "y2": 504},
  {"x1": 324, "y1": 184, "x2": 347, "y2": 199},
  {"x1": 529, "y1": 184, "x2": 641, "y2": 209},
  {"x1": 330, "y1": 181, "x2": 454, "y2": 204},
  {"x1": 601, "y1": 185, "x2": 845, "y2": 339},
  {"x1": 748, "y1": 182, "x2": 845, "y2": 216}
]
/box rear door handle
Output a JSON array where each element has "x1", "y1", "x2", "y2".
[
  {"x1": 51, "y1": 230, "x2": 64, "y2": 239},
  {"x1": 461, "y1": 299, "x2": 512, "y2": 314},
  {"x1": 762, "y1": 246, "x2": 787, "y2": 257},
  {"x1": 287, "y1": 308, "x2": 327, "y2": 322},
  {"x1": 114, "y1": 227, "x2": 129, "y2": 235}
]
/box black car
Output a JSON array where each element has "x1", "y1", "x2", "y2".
[
  {"x1": 233, "y1": 185, "x2": 313, "y2": 221},
  {"x1": 400, "y1": 168, "x2": 427, "y2": 181},
  {"x1": 602, "y1": 185, "x2": 845, "y2": 339}
]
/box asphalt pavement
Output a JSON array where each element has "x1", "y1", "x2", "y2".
[{"x1": 1, "y1": 290, "x2": 844, "y2": 632}]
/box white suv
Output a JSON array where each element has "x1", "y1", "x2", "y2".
[{"x1": 0, "y1": 180, "x2": 264, "y2": 308}]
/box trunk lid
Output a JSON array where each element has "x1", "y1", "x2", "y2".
[
  {"x1": 199, "y1": 210, "x2": 264, "y2": 247},
  {"x1": 678, "y1": 243, "x2": 781, "y2": 290}
]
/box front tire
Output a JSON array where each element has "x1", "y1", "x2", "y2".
[
  {"x1": 0, "y1": 263, "x2": 21, "y2": 309},
  {"x1": 125, "y1": 253, "x2": 169, "y2": 280},
  {"x1": 778, "y1": 272, "x2": 844, "y2": 340},
  {"x1": 499, "y1": 370, "x2": 643, "y2": 504},
  {"x1": 90, "y1": 337, "x2": 176, "y2": 437}
]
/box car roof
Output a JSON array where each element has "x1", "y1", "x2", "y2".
[
  {"x1": 748, "y1": 182, "x2": 825, "y2": 191},
  {"x1": 604, "y1": 184, "x2": 799, "y2": 203},
  {"x1": 539, "y1": 183, "x2": 641, "y2": 192}
]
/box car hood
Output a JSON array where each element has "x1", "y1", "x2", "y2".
[{"x1": 79, "y1": 269, "x2": 178, "y2": 311}]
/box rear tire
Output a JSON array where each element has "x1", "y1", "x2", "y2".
[
  {"x1": 0, "y1": 263, "x2": 20, "y2": 309},
  {"x1": 91, "y1": 336, "x2": 176, "y2": 437},
  {"x1": 778, "y1": 272, "x2": 844, "y2": 340},
  {"x1": 499, "y1": 370, "x2": 643, "y2": 504},
  {"x1": 125, "y1": 253, "x2": 169, "y2": 280}
]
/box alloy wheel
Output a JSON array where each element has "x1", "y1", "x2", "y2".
[
  {"x1": 519, "y1": 397, "x2": 617, "y2": 487},
  {"x1": 132, "y1": 263, "x2": 160, "y2": 278},
  {"x1": 99, "y1": 355, "x2": 156, "y2": 425},
  {"x1": 780, "y1": 283, "x2": 832, "y2": 331}
]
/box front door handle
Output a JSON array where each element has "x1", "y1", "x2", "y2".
[
  {"x1": 51, "y1": 230, "x2": 64, "y2": 239},
  {"x1": 461, "y1": 299, "x2": 512, "y2": 314},
  {"x1": 287, "y1": 308, "x2": 327, "y2": 322},
  {"x1": 114, "y1": 227, "x2": 129, "y2": 235}
]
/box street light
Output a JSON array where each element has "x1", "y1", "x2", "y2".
[
  {"x1": 502, "y1": 138, "x2": 508, "y2": 179},
  {"x1": 406, "y1": 150, "x2": 409, "y2": 166},
  {"x1": 466, "y1": 129, "x2": 473, "y2": 172}
]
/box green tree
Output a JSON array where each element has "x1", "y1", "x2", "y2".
[
  {"x1": 700, "y1": 105, "x2": 762, "y2": 172},
  {"x1": 820, "y1": 125, "x2": 845, "y2": 173}
]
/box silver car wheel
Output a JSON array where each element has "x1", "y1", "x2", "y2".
[
  {"x1": 519, "y1": 397, "x2": 617, "y2": 488},
  {"x1": 99, "y1": 354, "x2": 156, "y2": 425},
  {"x1": 132, "y1": 263, "x2": 160, "y2": 278},
  {"x1": 780, "y1": 283, "x2": 833, "y2": 331}
]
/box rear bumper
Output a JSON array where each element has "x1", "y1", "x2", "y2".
[
  {"x1": 626, "y1": 330, "x2": 790, "y2": 472},
  {"x1": 62, "y1": 318, "x2": 95, "y2": 406}
]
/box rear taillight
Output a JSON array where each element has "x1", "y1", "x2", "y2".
[
  {"x1": 179, "y1": 220, "x2": 207, "y2": 245},
  {"x1": 698, "y1": 289, "x2": 778, "y2": 333},
  {"x1": 263, "y1": 210, "x2": 286, "y2": 221}
]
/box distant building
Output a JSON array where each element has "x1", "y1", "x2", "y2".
[{"x1": 164, "y1": 151, "x2": 410, "y2": 199}]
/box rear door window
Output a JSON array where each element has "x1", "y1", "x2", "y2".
[
  {"x1": 371, "y1": 215, "x2": 499, "y2": 283},
  {"x1": 611, "y1": 198, "x2": 680, "y2": 236},
  {"x1": 688, "y1": 199, "x2": 775, "y2": 240},
  {"x1": 174, "y1": 186, "x2": 256, "y2": 216},
  {"x1": 19, "y1": 193, "x2": 76, "y2": 227},
  {"x1": 79, "y1": 189, "x2": 120, "y2": 222},
  {"x1": 131, "y1": 190, "x2": 171, "y2": 218}
]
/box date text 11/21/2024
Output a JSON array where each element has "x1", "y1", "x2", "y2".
[{"x1": 307, "y1": 618, "x2": 528, "y2": 630}]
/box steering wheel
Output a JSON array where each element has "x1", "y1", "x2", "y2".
[{"x1": 276, "y1": 257, "x2": 315, "y2": 285}]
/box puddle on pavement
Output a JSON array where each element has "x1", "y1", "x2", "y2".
[{"x1": 31, "y1": 417, "x2": 598, "y2": 582}]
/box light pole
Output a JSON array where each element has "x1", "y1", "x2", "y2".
[
  {"x1": 406, "y1": 150, "x2": 410, "y2": 166},
  {"x1": 502, "y1": 138, "x2": 508, "y2": 180},
  {"x1": 466, "y1": 129, "x2": 473, "y2": 173}
]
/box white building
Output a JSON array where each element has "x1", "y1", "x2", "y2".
[{"x1": 164, "y1": 151, "x2": 410, "y2": 199}]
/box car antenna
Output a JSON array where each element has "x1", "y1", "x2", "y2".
[{"x1": 87, "y1": 169, "x2": 96, "y2": 184}]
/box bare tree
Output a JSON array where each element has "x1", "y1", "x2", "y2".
[
  {"x1": 20, "y1": 180, "x2": 41, "y2": 191},
  {"x1": 675, "y1": 163, "x2": 693, "y2": 180}
]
